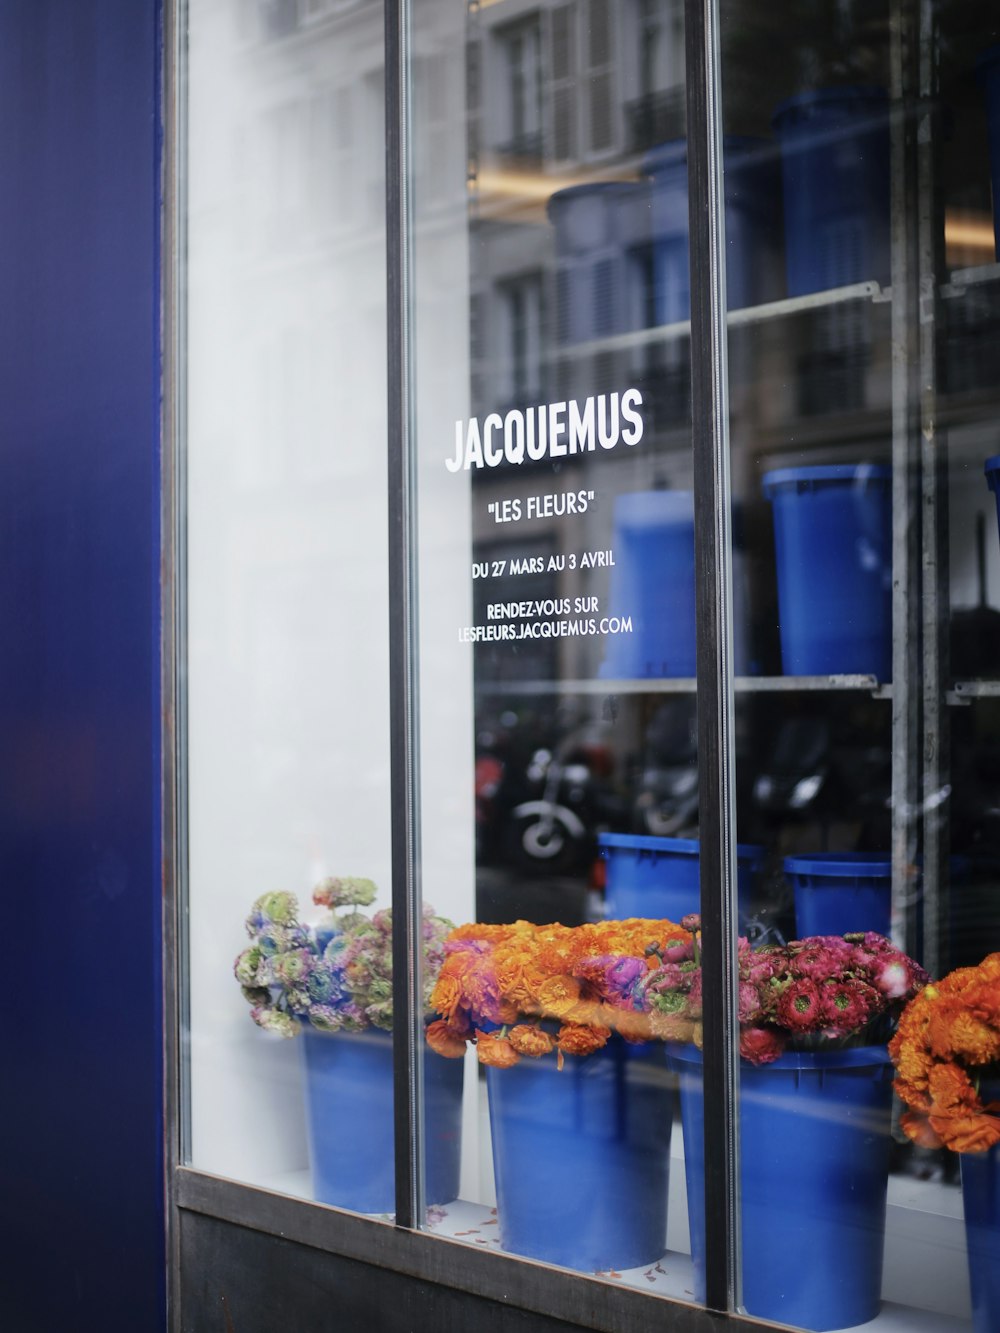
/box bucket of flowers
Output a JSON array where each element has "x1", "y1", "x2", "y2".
[
  {"x1": 890, "y1": 952, "x2": 1000, "y2": 1333},
  {"x1": 425, "y1": 915, "x2": 692, "y2": 1274},
  {"x1": 235, "y1": 877, "x2": 461, "y2": 1214},
  {"x1": 663, "y1": 923, "x2": 927, "y2": 1333}
]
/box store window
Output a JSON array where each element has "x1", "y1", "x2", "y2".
[{"x1": 176, "y1": 0, "x2": 1000, "y2": 1330}]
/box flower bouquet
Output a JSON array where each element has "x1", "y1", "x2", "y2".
[
  {"x1": 890, "y1": 953, "x2": 1000, "y2": 1333},
  {"x1": 235, "y1": 878, "x2": 461, "y2": 1214},
  {"x1": 665, "y1": 927, "x2": 927, "y2": 1333},
  {"x1": 425, "y1": 916, "x2": 691, "y2": 1274},
  {"x1": 425, "y1": 914, "x2": 696, "y2": 1067}
]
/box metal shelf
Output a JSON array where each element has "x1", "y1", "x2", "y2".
[
  {"x1": 476, "y1": 674, "x2": 889, "y2": 697},
  {"x1": 948, "y1": 680, "x2": 1000, "y2": 702},
  {"x1": 940, "y1": 261, "x2": 1000, "y2": 299},
  {"x1": 547, "y1": 280, "x2": 887, "y2": 360}
]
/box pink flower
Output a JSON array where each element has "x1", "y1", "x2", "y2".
[
  {"x1": 739, "y1": 1026, "x2": 786, "y2": 1065},
  {"x1": 819, "y1": 979, "x2": 878, "y2": 1036},
  {"x1": 738, "y1": 981, "x2": 762, "y2": 1023},
  {"x1": 776, "y1": 978, "x2": 823, "y2": 1032}
]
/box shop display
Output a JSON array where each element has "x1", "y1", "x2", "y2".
[
  {"x1": 668, "y1": 932, "x2": 927, "y2": 1331},
  {"x1": 762, "y1": 464, "x2": 892, "y2": 678},
  {"x1": 234, "y1": 881, "x2": 461, "y2": 1212},
  {"x1": 891, "y1": 953, "x2": 1000, "y2": 1333}
]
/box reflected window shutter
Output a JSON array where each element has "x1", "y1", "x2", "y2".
[
  {"x1": 586, "y1": 0, "x2": 615, "y2": 153},
  {"x1": 549, "y1": 3, "x2": 576, "y2": 163}
]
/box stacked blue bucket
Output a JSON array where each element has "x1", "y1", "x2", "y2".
[
  {"x1": 772, "y1": 87, "x2": 891, "y2": 294},
  {"x1": 784, "y1": 852, "x2": 892, "y2": 939},
  {"x1": 643, "y1": 136, "x2": 781, "y2": 320},
  {"x1": 600, "y1": 832, "x2": 762, "y2": 926},
  {"x1": 763, "y1": 464, "x2": 893, "y2": 679}
]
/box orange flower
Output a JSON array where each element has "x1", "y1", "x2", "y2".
[
  {"x1": 425, "y1": 1019, "x2": 469, "y2": 1059},
  {"x1": 891, "y1": 953, "x2": 1000, "y2": 1153},
  {"x1": 899, "y1": 1108, "x2": 945, "y2": 1149},
  {"x1": 610, "y1": 1008, "x2": 653, "y2": 1043},
  {"x1": 929, "y1": 1112, "x2": 1000, "y2": 1155},
  {"x1": 508, "y1": 1024, "x2": 556, "y2": 1058},
  {"x1": 948, "y1": 1011, "x2": 1000, "y2": 1066},
  {"x1": 537, "y1": 975, "x2": 584, "y2": 1020},
  {"x1": 475, "y1": 1030, "x2": 520, "y2": 1068},
  {"x1": 556, "y1": 1022, "x2": 611, "y2": 1057},
  {"x1": 429, "y1": 972, "x2": 463, "y2": 1021}
]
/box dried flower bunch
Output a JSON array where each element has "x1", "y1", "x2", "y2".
[
  {"x1": 234, "y1": 877, "x2": 452, "y2": 1038},
  {"x1": 890, "y1": 952, "x2": 1000, "y2": 1153},
  {"x1": 425, "y1": 916, "x2": 696, "y2": 1067}
]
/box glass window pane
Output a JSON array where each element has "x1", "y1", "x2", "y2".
[
  {"x1": 721, "y1": 2, "x2": 1000, "y2": 1329},
  {"x1": 183, "y1": 0, "x2": 398, "y2": 1217},
  {"x1": 410, "y1": 0, "x2": 704, "y2": 1304}
]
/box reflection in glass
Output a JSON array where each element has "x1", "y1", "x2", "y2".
[
  {"x1": 411, "y1": 0, "x2": 700, "y2": 1301},
  {"x1": 183, "y1": 0, "x2": 398, "y2": 1215}
]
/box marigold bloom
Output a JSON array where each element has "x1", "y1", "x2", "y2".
[
  {"x1": 507, "y1": 1024, "x2": 555, "y2": 1058},
  {"x1": 426, "y1": 1019, "x2": 468, "y2": 1059},
  {"x1": 537, "y1": 975, "x2": 584, "y2": 1020},
  {"x1": 475, "y1": 1031, "x2": 520, "y2": 1068},
  {"x1": 557, "y1": 1022, "x2": 611, "y2": 1057}
]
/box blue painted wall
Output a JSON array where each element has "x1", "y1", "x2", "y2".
[{"x1": 0, "y1": 3, "x2": 164, "y2": 1329}]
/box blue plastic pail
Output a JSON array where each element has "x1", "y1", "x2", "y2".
[
  {"x1": 985, "y1": 456, "x2": 1000, "y2": 550},
  {"x1": 669, "y1": 1043, "x2": 893, "y2": 1331},
  {"x1": 961, "y1": 1087, "x2": 1000, "y2": 1333},
  {"x1": 977, "y1": 49, "x2": 1000, "y2": 259},
  {"x1": 302, "y1": 1028, "x2": 462, "y2": 1213},
  {"x1": 643, "y1": 137, "x2": 781, "y2": 323},
  {"x1": 487, "y1": 1037, "x2": 672, "y2": 1271},
  {"x1": 763, "y1": 464, "x2": 892, "y2": 678},
  {"x1": 600, "y1": 832, "x2": 763, "y2": 925},
  {"x1": 547, "y1": 182, "x2": 646, "y2": 345},
  {"x1": 772, "y1": 87, "x2": 891, "y2": 296},
  {"x1": 600, "y1": 490, "x2": 697, "y2": 678},
  {"x1": 784, "y1": 851, "x2": 891, "y2": 938}
]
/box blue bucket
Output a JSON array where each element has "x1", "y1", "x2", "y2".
[
  {"x1": 977, "y1": 49, "x2": 1000, "y2": 259},
  {"x1": 643, "y1": 137, "x2": 781, "y2": 323},
  {"x1": 669, "y1": 1043, "x2": 893, "y2": 1331},
  {"x1": 302, "y1": 1028, "x2": 462, "y2": 1213},
  {"x1": 985, "y1": 456, "x2": 1000, "y2": 550},
  {"x1": 961, "y1": 1089, "x2": 1000, "y2": 1333},
  {"x1": 547, "y1": 181, "x2": 646, "y2": 345},
  {"x1": 487, "y1": 1037, "x2": 672, "y2": 1271},
  {"x1": 772, "y1": 87, "x2": 891, "y2": 296},
  {"x1": 600, "y1": 490, "x2": 697, "y2": 678},
  {"x1": 763, "y1": 463, "x2": 892, "y2": 678},
  {"x1": 784, "y1": 851, "x2": 891, "y2": 938},
  {"x1": 600, "y1": 832, "x2": 763, "y2": 926}
]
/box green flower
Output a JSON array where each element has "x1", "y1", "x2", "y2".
[
  {"x1": 246, "y1": 891, "x2": 299, "y2": 934},
  {"x1": 234, "y1": 945, "x2": 265, "y2": 987},
  {"x1": 312, "y1": 877, "x2": 378, "y2": 910},
  {"x1": 251, "y1": 1006, "x2": 297, "y2": 1038}
]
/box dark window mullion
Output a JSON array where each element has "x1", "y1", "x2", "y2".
[
  {"x1": 385, "y1": 0, "x2": 425, "y2": 1234},
  {"x1": 684, "y1": 0, "x2": 741, "y2": 1315}
]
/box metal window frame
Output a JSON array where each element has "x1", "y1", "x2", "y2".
[{"x1": 159, "y1": 0, "x2": 797, "y2": 1328}]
